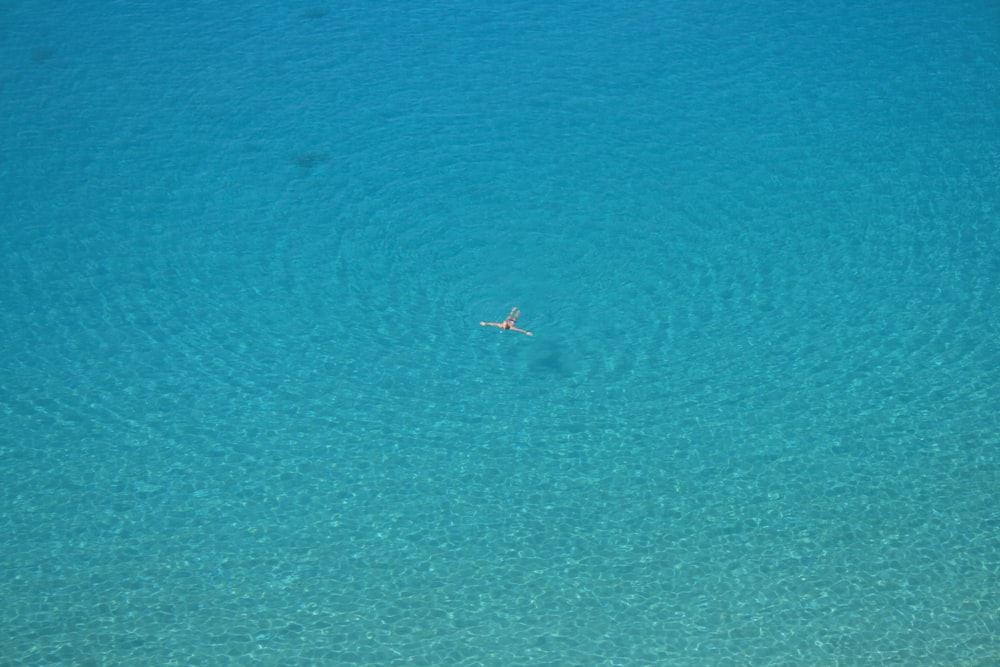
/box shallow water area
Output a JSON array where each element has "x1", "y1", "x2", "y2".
[{"x1": 1, "y1": 0, "x2": 998, "y2": 664}]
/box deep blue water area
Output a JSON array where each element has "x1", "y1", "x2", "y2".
[{"x1": 2, "y1": 1, "x2": 998, "y2": 664}]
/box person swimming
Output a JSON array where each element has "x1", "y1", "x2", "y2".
[{"x1": 480, "y1": 307, "x2": 532, "y2": 336}]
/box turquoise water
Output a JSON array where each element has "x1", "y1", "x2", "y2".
[{"x1": 2, "y1": 0, "x2": 998, "y2": 664}]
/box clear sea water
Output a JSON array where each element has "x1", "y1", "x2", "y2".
[{"x1": 1, "y1": 1, "x2": 998, "y2": 665}]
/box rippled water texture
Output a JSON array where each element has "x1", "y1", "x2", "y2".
[{"x1": 1, "y1": 0, "x2": 998, "y2": 664}]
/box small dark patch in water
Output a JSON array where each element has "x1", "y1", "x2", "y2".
[
  {"x1": 32, "y1": 47, "x2": 56, "y2": 63},
  {"x1": 293, "y1": 152, "x2": 329, "y2": 168},
  {"x1": 302, "y1": 7, "x2": 329, "y2": 19},
  {"x1": 530, "y1": 343, "x2": 571, "y2": 376}
]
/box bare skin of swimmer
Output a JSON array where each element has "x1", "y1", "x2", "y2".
[{"x1": 480, "y1": 307, "x2": 532, "y2": 336}]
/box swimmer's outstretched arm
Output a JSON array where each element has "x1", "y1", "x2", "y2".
[
  {"x1": 479, "y1": 321, "x2": 533, "y2": 336},
  {"x1": 479, "y1": 322, "x2": 534, "y2": 336}
]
